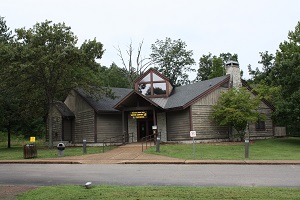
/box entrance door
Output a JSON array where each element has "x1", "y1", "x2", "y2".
[{"x1": 137, "y1": 119, "x2": 154, "y2": 141}]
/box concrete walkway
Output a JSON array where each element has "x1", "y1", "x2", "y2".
[{"x1": 1, "y1": 143, "x2": 300, "y2": 165}]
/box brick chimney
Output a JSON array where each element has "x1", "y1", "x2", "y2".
[{"x1": 225, "y1": 61, "x2": 241, "y2": 88}]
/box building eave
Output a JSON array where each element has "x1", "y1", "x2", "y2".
[{"x1": 113, "y1": 90, "x2": 164, "y2": 110}]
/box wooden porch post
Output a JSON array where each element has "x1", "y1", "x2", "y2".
[
  {"x1": 122, "y1": 110, "x2": 126, "y2": 144},
  {"x1": 189, "y1": 106, "x2": 193, "y2": 131},
  {"x1": 152, "y1": 109, "x2": 157, "y2": 143},
  {"x1": 152, "y1": 109, "x2": 156, "y2": 126}
]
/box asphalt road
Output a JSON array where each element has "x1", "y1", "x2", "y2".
[{"x1": 0, "y1": 164, "x2": 299, "y2": 187}]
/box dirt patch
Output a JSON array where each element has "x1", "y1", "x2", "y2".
[{"x1": 0, "y1": 185, "x2": 39, "y2": 200}]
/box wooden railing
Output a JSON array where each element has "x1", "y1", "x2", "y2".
[{"x1": 102, "y1": 132, "x2": 134, "y2": 152}]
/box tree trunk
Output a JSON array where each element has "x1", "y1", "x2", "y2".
[{"x1": 48, "y1": 106, "x2": 53, "y2": 148}]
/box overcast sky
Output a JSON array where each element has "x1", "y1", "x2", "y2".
[{"x1": 1, "y1": 0, "x2": 300, "y2": 80}]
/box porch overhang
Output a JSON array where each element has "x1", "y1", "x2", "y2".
[{"x1": 113, "y1": 90, "x2": 164, "y2": 111}]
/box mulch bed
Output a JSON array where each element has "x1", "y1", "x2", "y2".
[{"x1": 0, "y1": 185, "x2": 39, "y2": 199}]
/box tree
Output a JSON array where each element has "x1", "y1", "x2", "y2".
[
  {"x1": 196, "y1": 53, "x2": 214, "y2": 81},
  {"x1": 196, "y1": 52, "x2": 238, "y2": 81},
  {"x1": 247, "y1": 51, "x2": 280, "y2": 104},
  {"x1": 212, "y1": 87, "x2": 264, "y2": 140},
  {"x1": 0, "y1": 20, "x2": 109, "y2": 147},
  {"x1": 100, "y1": 63, "x2": 131, "y2": 88},
  {"x1": 150, "y1": 37, "x2": 195, "y2": 86},
  {"x1": 0, "y1": 16, "x2": 12, "y2": 43},
  {"x1": 248, "y1": 51, "x2": 274, "y2": 85},
  {"x1": 0, "y1": 16, "x2": 19, "y2": 148},
  {"x1": 116, "y1": 40, "x2": 151, "y2": 88},
  {"x1": 270, "y1": 21, "x2": 300, "y2": 133}
]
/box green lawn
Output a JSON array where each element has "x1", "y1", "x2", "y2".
[
  {"x1": 0, "y1": 132, "x2": 114, "y2": 160},
  {"x1": 145, "y1": 137, "x2": 300, "y2": 160},
  {"x1": 0, "y1": 146, "x2": 111, "y2": 160},
  {"x1": 18, "y1": 185, "x2": 300, "y2": 200},
  {"x1": 1, "y1": 132, "x2": 299, "y2": 160}
]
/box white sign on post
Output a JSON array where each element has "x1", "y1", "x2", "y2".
[{"x1": 190, "y1": 131, "x2": 196, "y2": 138}]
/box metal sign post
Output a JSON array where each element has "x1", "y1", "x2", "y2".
[
  {"x1": 245, "y1": 139, "x2": 249, "y2": 158},
  {"x1": 190, "y1": 131, "x2": 196, "y2": 160}
]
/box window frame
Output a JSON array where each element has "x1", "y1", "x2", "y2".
[
  {"x1": 255, "y1": 120, "x2": 266, "y2": 131},
  {"x1": 136, "y1": 71, "x2": 169, "y2": 97}
]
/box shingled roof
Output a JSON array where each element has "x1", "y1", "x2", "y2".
[
  {"x1": 55, "y1": 101, "x2": 75, "y2": 117},
  {"x1": 74, "y1": 75, "x2": 230, "y2": 112},
  {"x1": 164, "y1": 75, "x2": 230, "y2": 109},
  {"x1": 75, "y1": 87, "x2": 133, "y2": 113}
]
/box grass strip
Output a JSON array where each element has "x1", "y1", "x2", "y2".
[
  {"x1": 145, "y1": 137, "x2": 300, "y2": 160},
  {"x1": 18, "y1": 185, "x2": 300, "y2": 200}
]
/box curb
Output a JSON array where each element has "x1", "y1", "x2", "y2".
[
  {"x1": 123, "y1": 160, "x2": 300, "y2": 165},
  {"x1": 0, "y1": 160, "x2": 82, "y2": 164},
  {"x1": 1, "y1": 160, "x2": 300, "y2": 165}
]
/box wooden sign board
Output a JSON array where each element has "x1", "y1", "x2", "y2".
[
  {"x1": 190, "y1": 131, "x2": 196, "y2": 138},
  {"x1": 130, "y1": 111, "x2": 147, "y2": 119}
]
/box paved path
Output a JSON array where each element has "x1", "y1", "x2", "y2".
[{"x1": 50, "y1": 143, "x2": 184, "y2": 164}]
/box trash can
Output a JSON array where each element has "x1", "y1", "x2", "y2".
[
  {"x1": 23, "y1": 144, "x2": 37, "y2": 159},
  {"x1": 57, "y1": 143, "x2": 65, "y2": 156}
]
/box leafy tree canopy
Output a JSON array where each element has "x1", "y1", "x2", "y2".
[
  {"x1": 2, "y1": 20, "x2": 108, "y2": 114},
  {"x1": 248, "y1": 51, "x2": 275, "y2": 85},
  {"x1": 0, "y1": 20, "x2": 109, "y2": 147},
  {"x1": 100, "y1": 63, "x2": 131, "y2": 88},
  {"x1": 0, "y1": 16, "x2": 12, "y2": 43},
  {"x1": 247, "y1": 21, "x2": 300, "y2": 134},
  {"x1": 270, "y1": 21, "x2": 300, "y2": 132},
  {"x1": 196, "y1": 52, "x2": 238, "y2": 81},
  {"x1": 150, "y1": 37, "x2": 195, "y2": 86}
]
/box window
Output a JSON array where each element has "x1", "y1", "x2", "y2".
[
  {"x1": 138, "y1": 83, "x2": 151, "y2": 95},
  {"x1": 153, "y1": 83, "x2": 166, "y2": 95},
  {"x1": 141, "y1": 74, "x2": 151, "y2": 82},
  {"x1": 152, "y1": 73, "x2": 164, "y2": 81},
  {"x1": 136, "y1": 70, "x2": 169, "y2": 97},
  {"x1": 255, "y1": 120, "x2": 266, "y2": 131}
]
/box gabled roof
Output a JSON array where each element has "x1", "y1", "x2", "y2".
[
  {"x1": 164, "y1": 75, "x2": 230, "y2": 110},
  {"x1": 55, "y1": 101, "x2": 75, "y2": 117},
  {"x1": 114, "y1": 90, "x2": 164, "y2": 110},
  {"x1": 134, "y1": 68, "x2": 170, "y2": 84},
  {"x1": 75, "y1": 87, "x2": 133, "y2": 113},
  {"x1": 74, "y1": 75, "x2": 230, "y2": 112},
  {"x1": 64, "y1": 68, "x2": 276, "y2": 114}
]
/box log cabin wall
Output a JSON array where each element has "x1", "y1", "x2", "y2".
[
  {"x1": 249, "y1": 101, "x2": 274, "y2": 138},
  {"x1": 65, "y1": 91, "x2": 95, "y2": 143},
  {"x1": 74, "y1": 110, "x2": 94, "y2": 143},
  {"x1": 191, "y1": 87, "x2": 229, "y2": 140},
  {"x1": 96, "y1": 114, "x2": 123, "y2": 142},
  {"x1": 166, "y1": 108, "x2": 190, "y2": 141}
]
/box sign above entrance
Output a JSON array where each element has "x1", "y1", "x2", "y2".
[{"x1": 130, "y1": 111, "x2": 147, "y2": 119}]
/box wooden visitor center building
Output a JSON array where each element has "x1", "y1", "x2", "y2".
[{"x1": 48, "y1": 61, "x2": 283, "y2": 145}]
